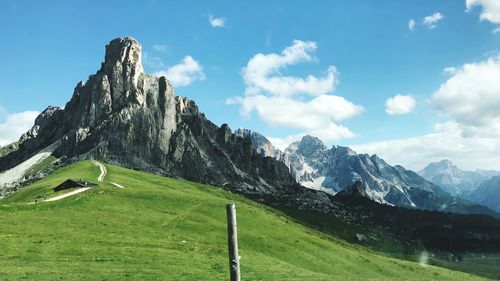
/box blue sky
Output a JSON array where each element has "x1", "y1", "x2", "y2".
[{"x1": 1, "y1": 0, "x2": 500, "y2": 170}]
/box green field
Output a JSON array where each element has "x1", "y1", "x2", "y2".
[{"x1": 0, "y1": 161, "x2": 490, "y2": 280}]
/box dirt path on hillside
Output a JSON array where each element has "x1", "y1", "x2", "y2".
[
  {"x1": 44, "y1": 187, "x2": 92, "y2": 202},
  {"x1": 92, "y1": 160, "x2": 107, "y2": 182}
]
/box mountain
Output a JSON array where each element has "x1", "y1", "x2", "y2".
[
  {"x1": 0, "y1": 37, "x2": 497, "y2": 219},
  {"x1": 234, "y1": 128, "x2": 289, "y2": 164},
  {"x1": 1, "y1": 37, "x2": 500, "y2": 279},
  {"x1": 238, "y1": 131, "x2": 498, "y2": 215},
  {"x1": 0, "y1": 37, "x2": 298, "y2": 196},
  {"x1": 470, "y1": 176, "x2": 500, "y2": 213},
  {"x1": 2, "y1": 160, "x2": 495, "y2": 280},
  {"x1": 418, "y1": 159, "x2": 497, "y2": 197}
]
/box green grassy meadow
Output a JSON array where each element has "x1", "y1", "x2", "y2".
[{"x1": 0, "y1": 161, "x2": 491, "y2": 280}]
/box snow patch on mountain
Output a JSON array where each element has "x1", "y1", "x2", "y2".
[{"x1": 0, "y1": 141, "x2": 58, "y2": 187}]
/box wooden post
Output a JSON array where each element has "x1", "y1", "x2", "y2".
[{"x1": 226, "y1": 203, "x2": 241, "y2": 281}]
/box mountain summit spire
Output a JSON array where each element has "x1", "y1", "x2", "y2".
[
  {"x1": 102, "y1": 37, "x2": 143, "y2": 74},
  {"x1": 99, "y1": 37, "x2": 145, "y2": 101}
]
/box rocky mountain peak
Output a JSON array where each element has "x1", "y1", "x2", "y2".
[
  {"x1": 332, "y1": 145, "x2": 357, "y2": 157},
  {"x1": 102, "y1": 37, "x2": 143, "y2": 76},
  {"x1": 418, "y1": 159, "x2": 497, "y2": 197},
  {"x1": 336, "y1": 180, "x2": 369, "y2": 198},
  {"x1": 234, "y1": 128, "x2": 273, "y2": 156},
  {"x1": 436, "y1": 159, "x2": 454, "y2": 168},
  {"x1": 420, "y1": 159, "x2": 460, "y2": 178},
  {"x1": 297, "y1": 135, "x2": 327, "y2": 157},
  {"x1": 440, "y1": 159, "x2": 453, "y2": 165},
  {"x1": 0, "y1": 37, "x2": 300, "y2": 197}
]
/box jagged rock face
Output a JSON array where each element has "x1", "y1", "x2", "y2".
[
  {"x1": 296, "y1": 135, "x2": 327, "y2": 158},
  {"x1": 284, "y1": 136, "x2": 449, "y2": 209},
  {"x1": 0, "y1": 37, "x2": 176, "y2": 172},
  {"x1": 418, "y1": 159, "x2": 497, "y2": 197},
  {"x1": 234, "y1": 128, "x2": 290, "y2": 166},
  {"x1": 165, "y1": 98, "x2": 298, "y2": 193},
  {"x1": 57, "y1": 37, "x2": 177, "y2": 167},
  {"x1": 239, "y1": 130, "x2": 496, "y2": 214},
  {"x1": 335, "y1": 180, "x2": 370, "y2": 198},
  {"x1": 0, "y1": 37, "x2": 298, "y2": 194}
]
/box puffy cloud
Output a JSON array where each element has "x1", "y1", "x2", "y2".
[
  {"x1": 227, "y1": 40, "x2": 363, "y2": 144},
  {"x1": 227, "y1": 95, "x2": 361, "y2": 141},
  {"x1": 0, "y1": 110, "x2": 39, "y2": 146},
  {"x1": 493, "y1": 27, "x2": 500, "y2": 33},
  {"x1": 154, "y1": 56, "x2": 205, "y2": 87},
  {"x1": 385, "y1": 94, "x2": 416, "y2": 115},
  {"x1": 422, "y1": 12, "x2": 444, "y2": 29},
  {"x1": 229, "y1": 95, "x2": 362, "y2": 125},
  {"x1": 352, "y1": 55, "x2": 500, "y2": 171},
  {"x1": 433, "y1": 55, "x2": 500, "y2": 136},
  {"x1": 242, "y1": 40, "x2": 337, "y2": 97},
  {"x1": 466, "y1": 0, "x2": 500, "y2": 24},
  {"x1": 408, "y1": 19, "x2": 416, "y2": 31},
  {"x1": 209, "y1": 15, "x2": 225, "y2": 28}
]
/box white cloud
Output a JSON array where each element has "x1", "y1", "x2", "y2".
[
  {"x1": 443, "y1": 67, "x2": 457, "y2": 75},
  {"x1": 0, "y1": 110, "x2": 39, "y2": 146},
  {"x1": 466, "y1": 0, "x2": 500, "y2": 24},
  {"x1": 153, "y1": 44, "x2": 168, "y2": 52},
  {"x1": 351, "y1": 122, "x2": 500, "y2": 171},
  {"x1": 493, "y1": 26, "x2": 500, "y2": 33},
  {"x1": 422, "y1": 12, "x2": 444, "y2": 29},
  {"x1": 242, "y1": 40, "x2": 337, "y2": 97},
  {"x1": 227, "y1": 95, "x2": 361, "y2": 138},
  {"x1": 227, "y1": 40, "x2": 363, "y2": 144},
  {"x1": 433, "y1": 55, "x2": 500, "y2": 136},
  {"x1": 408, "y1": 19, "x2": 416, "y2": 31},
  {"x1": 154, "y1": 56, "x2": 205, "y2": 87},
  {"x1": 352, "y1": 55, "x2": 500, "y2": 171},
  {"x1": 385, "y1": 94, "x2": 416, "y2": 115},
  {"x1": 209, "y1": 15, "x2": 225, "y2": 28}
]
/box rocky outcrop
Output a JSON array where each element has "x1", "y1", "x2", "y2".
[
  {"x1": 0, "y1": 37, "x2": 298, "y2": 194},
  {"x1": 234, "y1": 128, "x2": 290, "y2": 167}
]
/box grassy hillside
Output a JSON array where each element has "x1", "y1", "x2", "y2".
[{"x1": 0, "y1": 161, "x2": 490, "y2": 280}]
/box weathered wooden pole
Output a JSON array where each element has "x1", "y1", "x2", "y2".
[{"x1": 226, "y1": 203, "x2": 241, "y2": 281}]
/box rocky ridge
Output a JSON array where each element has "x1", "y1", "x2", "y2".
[{"x1": 237, "y1": 130, "x2": 498, "y2": 215}]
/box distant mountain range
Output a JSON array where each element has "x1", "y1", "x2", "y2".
[
  {"x1": 236, "y1": 130, "x2": 498, "y2": 216},
  {"x1": 418, "y1": 159, "x2": 500, "y2": 197},
  {"x1": 418, "y1": 159, "x2": 500, "y2": 213},
  {"x1": 470, "y1": 176, "x2": 500, "y2": 213}
]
